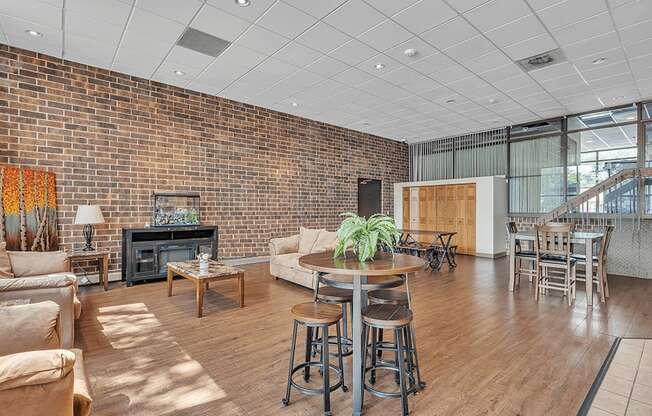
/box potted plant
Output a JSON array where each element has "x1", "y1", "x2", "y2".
[{"x1": 333, "y1": 213, "x2": 400, "y2": 262}]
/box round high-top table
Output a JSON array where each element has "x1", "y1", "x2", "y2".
[{"x1": 299, "y1": 251, "x2": 424, "y2": 416}]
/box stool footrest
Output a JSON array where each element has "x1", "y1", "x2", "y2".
[{"x1": 289, "y1": 362, "x2": 344, "y2": 395}]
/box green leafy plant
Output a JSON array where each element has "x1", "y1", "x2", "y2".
[{"x1": 333, "y1": 212, "x2": 400, "y2": 262}]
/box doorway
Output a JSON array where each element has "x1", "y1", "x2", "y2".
[{"x1": 358, "y1": 178, "x2": 382, "y2": 218}]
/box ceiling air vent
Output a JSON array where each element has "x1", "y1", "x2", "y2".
[
  {"x1": 176, "y1": 28, "x2": 230, "y2": 58},
  {"x1": 516, "y1": 48, "x2": 566, "y2": 72}
]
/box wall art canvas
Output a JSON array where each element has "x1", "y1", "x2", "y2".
[{"x1": 0, "y1": 166, "x2": 59, "y2": 251}]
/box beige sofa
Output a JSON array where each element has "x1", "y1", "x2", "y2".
[
  {"x1": 269, "y1": 227, "x2": 338, "y2": 289},
  {"x1": 0, "y1": 301, "x2": 92, "y2": 416}
]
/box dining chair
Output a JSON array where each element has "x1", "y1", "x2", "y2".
[
  {"x1": 506, "y1": 221, "x2": 536, "y2": 288},
  {"x1": 573, "y1": 225, "x2": 614, "y2": 303},
  {"x1": 534, "y1": 223, "x2": 577, "y2": 305}
]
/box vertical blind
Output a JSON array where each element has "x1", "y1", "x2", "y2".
[{"x1": 409, "y1": 128, "x2": 507, "y2": 181}]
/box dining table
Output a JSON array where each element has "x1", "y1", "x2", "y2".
[
  {"x1": 397, "y1": 229, "x2": 458, "y2": 270},
  {"x1": 508, "y1": 230, "x2": 604, "y2": 308},
  {"x1": 299, "y1": 251, "x2": 425, "y2": 416}
]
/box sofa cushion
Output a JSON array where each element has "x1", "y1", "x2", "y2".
[
  {"x1": 312, "y1": 230, "x2": 338, "y2": 253},
  {"x1": 71, "y1": 348, "x2": 92, "y2": 416},
  {"x1": 274, "y1": 253, "x2": 301, "y2": 269},
  {"x1": 0, "y1": 349, "x2": 75, "y2": 391},
  {"x1": 0, "y1": 301, "x2": 61, "y2": 356},
  {"x1": 298, "y1": 227, "x2": 322, "y2": 254},
  {"x1": 0, "y1": 242, "x2": 13, "y2": 278},
  {"x1": 7, "y1": 251, "x2": 68, "y2": 278}
]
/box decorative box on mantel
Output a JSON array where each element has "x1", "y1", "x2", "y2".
[{"x1": 121, "y1": 225, "x2": 218, "y2": 286}]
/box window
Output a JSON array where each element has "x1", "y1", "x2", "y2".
[{"x1": 646, "y1": 123, "x2": 652, "y2": 214}]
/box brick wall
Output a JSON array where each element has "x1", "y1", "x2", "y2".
[{"x1": 0, "y1": 45, "x2": 409, "y2": 272}]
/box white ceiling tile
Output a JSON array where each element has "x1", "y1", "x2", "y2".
[
  {"x1": 536, "y1": 0, "x2": 607, "y2": 30},
  {"x1": 257, "y1": 2, "x2": 317, "y2": 39},
  {"x1": 358, "y1": 19, "x2": 413, "y2": 51},
  {"x1": 624, "y1": 38, "x2": 652, "y2": 60},
  {"x1": 572, "y1": 48, "x2": 627, "y2": 71},
  {"x1": 1, "y1": 0, "x2": 61, "y2": 28},
  {"x1": 481, "y1": 63, "x2": 527, "y2": 84},
  {"x1": 392, "y1": 0, "x2": 457, "y2": 34},
  {"x1": 429, "y1": 63, "x2": 474, "y2": 83},
  {"x1": 506, "y1": 83, "x2": 547, "y2": 98},
  {"x1": 136, "y1": 0, "x2": 202, "y2": 24},
  {"x1": 165, "y1": 45, "x2": 215, "y2": 70},
  {"x1": 356, "y1": 53, "x2": 402, "y2": 74},
  {"x1": 485, "y1": 14, "x2": 546, "y2": 48},
  {"x1": 619, "y1": 18, "x2": 652, "y2": 46},
  {"x1": 529, "y1": 62, "x2": 576, "y2": 81},
  {"x1": 443, "y1": 35, "x2": 495, "y2": 61},
  {"x1": 207, "y1": 0, "x2": 276, "y2": 22},
  {"x1": 324, "y1": 0, "x2": 386, "y2": 37},
  {"x1": 152, "y1": 72, "x2": 190, "y2": 89},
  {"x1": 332, "y1": 67, "x2": 377, "y2": 86},
  {"x1": 155, "y1": 58, "x2": 205, "y2": 80},
  {"x1": 241, "y1": 57, "x2": 298, "y2": 83},
  {"x1": 66, "y1": 0, "x2": 131, "y2": 27},
  {"x1": 409, "y1": 52, "x2": 456, "y2": 73},
  {"x1": 304, "y1": 55, "x2": 350, "y2": 77},
  {"x1": 197, "y1": 45, "x2": 266, "y2": 86},
  {"x1": 539, "y1": 72, "x2": 587, "y2": 91},
  {"x1": 380, "y1": 65, "x2": 422, "y2": 84},
  {"x1": 112, "y1": 48, "x2": 161, "y2": 78},
  {"x1": 447, "y1": 0, "x2": 494, "y2": 13},
  {"x1": 561, "y1": 32, "x2": 622, "y2": 61},
  {"x1": 551, "y1": 12, "x2": 615, "y2": 45},
  {"x1": 329, "y1": 39, "x2": 378, "y2": 65},
  {"x1": 283, "y1": 0, "x2": 348, "y2": 19},
  {"x1": 612, "y1": 1, "x2": 652, "y2": 29},
  {"x1": 580, "y1": 60, "x2": 631, "y2": 82},
  {"x1": 464, "y1": 0, "x2": 531, "y2": 32},
  {"x1": 420, "y1": 17, "x2": 479, "y2": 50},
  {"x1": 121, "y1": 8, "x2": 185, "y2": 58},
  {"x1": 383, "y1": 37, "x2": 438, "y2": 64},
  {"x1": 366, "y1": 0, "x2": 419, "y2": 16},
  {"x1": 0, "y1": 15, "x2": 63, "y2": 57},
  {"x1": 588, "y1": 72, "x2": 635, "y2": 90},
  {"x1": 502, "y1": 33, "x2": 557, "y2": 60},
  {"x1": 462, "y1": 50, "x2": 512, "y2": 72},
  {"x1": 490, "y1": 72, "x2": 536, "y2": 91},
  {"x1": 272, "y1": 41, "x2": 322, "y2": 67},
  {"x1": 237, "y1": 25, "x2": 288, "y2": 55},
  {"x1": 65, "y1": 34, "x2": 116, "y2": 69},
  {"x1": 400, "y1": 73, "x2": 441, "y2": 93},
  {"x1": 65, "y1": 12, "x2": 124, "y2": 44},
  {"x1": 192, "y1": 5, "x2": 250, "y2": 42},
  {"x1": 295, "y1": 22, "x2": 350, "y2": 53}
]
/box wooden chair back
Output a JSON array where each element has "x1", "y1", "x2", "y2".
[
  {"x1": 506, "y1": 221, "x2": 518, "y2": 234},
  {"x1": 599, "y1": 225, "x2": 614, "y2": 263},
  {"x1": 535, "y1": 223, "x2": 573, "y2": 258}
]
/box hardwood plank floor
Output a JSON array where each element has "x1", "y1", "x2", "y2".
[{"x1": 76, "y1": 256, "x2": 652, "y2": 415}]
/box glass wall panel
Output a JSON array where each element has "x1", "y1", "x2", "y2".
[
  {"x1": 509, "y1": 136, "x2": 564, "y2": 213},
  {"x1": 568, "y1": 105, "x2": 637, "y2": 130},
  {"x1": 646, "y1": 123, "x2": 652, "y2": 214}
]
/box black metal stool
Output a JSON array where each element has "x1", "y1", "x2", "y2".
[
  {"x1": 362, "y1": 304, "x2": 417, "y2": 416},
  {"x1": 314, "y1": 285, "x2": 353, "y2": 356},
  {"x1": 282, "y1": 302, "x2": 347, "y2": 416}
]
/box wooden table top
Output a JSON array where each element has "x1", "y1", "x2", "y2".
[
  {"x1": 69, "y1": 249, "x2": 110, "y2": 258},
  {"x1": 299, "y1": 251, "x2": 424, "y2": 276},
  {"x1": 399, "y1": 229, "x2": 457, "y2": 236},
  {"x1": 168, "y1": 260, "x2": 244, "y2": 280},
  {"x1": 514, "y1": 231, "x2": 604, "y2": 243}
]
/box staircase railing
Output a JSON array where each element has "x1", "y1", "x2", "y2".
[{"x1": 536, "y1": 167, "x2": 652, "y2": 225}]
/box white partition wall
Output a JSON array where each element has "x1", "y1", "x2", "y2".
[{"x1": 394, "y1": 176, "x2": 507, "y2": 257}]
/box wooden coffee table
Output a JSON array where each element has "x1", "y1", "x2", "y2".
[{"x1": 167, "y1": 260, "x2": 245, "y2": 318}]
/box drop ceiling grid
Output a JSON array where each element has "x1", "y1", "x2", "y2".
[{"x1": 0, "y1": 0, "x2": 651, "y2": 142}]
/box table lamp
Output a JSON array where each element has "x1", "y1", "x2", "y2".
[{"x1": 74, "y1": 205, "x2": 105, "y2": 251}]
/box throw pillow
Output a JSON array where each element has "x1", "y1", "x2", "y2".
[
  {"x1": 312, "y1": 230, "x2": 338, "y2": 253},
  {"x1": 0, "y1": 242, "x2": 14, "y2": 278},
  {"x1": 7, "y1": 250, "x2": 68, "y2": 277},
  {"x1": 298, "y1": 227, "x2": 323, "y2": 254},
  {"x1": 0, "y1": 301, "x2": 61, "y2": 356}
]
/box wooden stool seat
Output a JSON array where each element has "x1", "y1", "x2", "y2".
[
  {"x1": 368, "y1": 289, "x2": 408, "y2": 305},
  {"x1": 362, "y1": 304, "x2": 412, "y2": 328},
  {"x1": 291, "y1": 302, "x2": 342, "y2": 325},
  {"x1": 316, "y1": 287, "x2": 353, "y2": 302}
]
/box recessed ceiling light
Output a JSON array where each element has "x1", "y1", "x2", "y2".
[
  {"x1": 586, "y1": 140, "x2": 593, "y2": 143},
  {"x1": 445, "y1": 99, "x2": 456, "y2": 104},
  {"x1": 626, "y1": 116, "x2": 635, "y2": 120},
  {"x1": 363, "y1": 122, "x2": 370, "y2": 126},
  {"x1": 612, "y1": 95, "x2": 626, "y2": 100},
  {"x1": 592, "y1": 57, "x2": 607, "y2": 65},
  {"x1": 488, "y1": 98, "x2": 497, "y2": 104},
  {"x1": 403, "y1": 48, "x2": 417, "y2": 58},
  {"x1": 374, "y1": 63, "x2": 385, "y2": 70},
  {"x1": 235, "y1": 0, "x2": 251, "y2": 6},
  {"x1": 25, "y1": 29, "x2": 43, "y2": 37},
  {"x1": 291, "y1": 102, "x2": 298, "y2": 107},
  {"x1": 173, "y1": 70, "x2": 185, "y2": 76}
]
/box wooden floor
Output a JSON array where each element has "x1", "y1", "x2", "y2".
[{"x1": 76, "y1": 256, "x2": 652, "y2": 416}]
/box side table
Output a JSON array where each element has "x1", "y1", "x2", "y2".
[{"x1": 69, "y1": 250, "x2": 110, "y2": 290}]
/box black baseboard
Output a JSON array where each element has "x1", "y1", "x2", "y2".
[{"x1": 577, "y1": 337, "x2": 621, "y2": 416}]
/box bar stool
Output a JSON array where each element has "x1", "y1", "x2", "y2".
[
  {"x1": 314, "y1": 284, "x2": 353, "y2": 356},
  {"x1": 282, "y1": 302, "x2": 347, "y2": 416},
  {"x1": 361, "y1": 304, "x2": 417, "y2": 416},
  {"x1": 367, "y1": 289, "x2": 424, "y2": 390}
]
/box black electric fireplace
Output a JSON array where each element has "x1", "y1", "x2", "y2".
[{"x1": 121, "y1": 225, "x2": 218, "y2": 286}]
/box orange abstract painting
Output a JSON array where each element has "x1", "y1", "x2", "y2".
[{"x1": 0, "y1": 166, "x2": 59, "y2": 251}]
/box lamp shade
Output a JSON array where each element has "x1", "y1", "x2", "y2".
[{"x1": 74, "y1": 205, "x2": 105, "y2": 225}]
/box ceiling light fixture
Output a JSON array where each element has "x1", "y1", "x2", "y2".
[
  {"x1": 592, "y1": 57, "x2": 607, "y2": 65},
  {"x1": 612, "y1": 95, "x2": 626, "y2": 100},
  {"x1": 291, "y1": 102, "x2": 298, "y2": 107},
  {"x1": 403, "y1": 48, "x2": 417, "y2": 58},
  {"x1": 235, "y1": 0, "x2": 251, "y2": 7},
  {"x1": 173, "y1": 70, "x2": 185, "y2": 76},
  {"x1": 488, "y1": 98, "x2": 497, "y2": 104},
  {"x1": 445, "y1": 99, "x2": 456, "y2": 104},
  {"x1": 626, "y1": 116, "x2": 636, "y2": 120},
  {"x1": 374, "y1": 63, "x2": 385, "y2": 70},
  {"x1": 25, "y1": 29, "x2": 43, "y2": 37}
]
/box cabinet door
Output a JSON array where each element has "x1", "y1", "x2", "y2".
[
  {"x1": 133, "y1": 246, "x2": 156, "y2": 277},
  {"x1": 402, "y1": 188, "x2": 410, "y2": 230}
]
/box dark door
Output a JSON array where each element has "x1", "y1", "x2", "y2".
[{"x1": 358, "y1": 178, "x2": 382, "y2": 218}]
